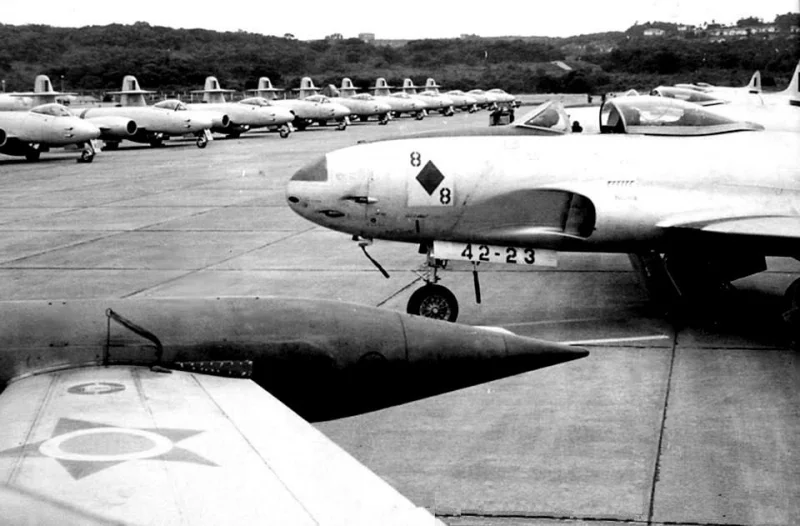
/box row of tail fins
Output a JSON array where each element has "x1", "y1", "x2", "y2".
[{"x1": 10, "y1": 63, "x2": 800, "y2": 107}]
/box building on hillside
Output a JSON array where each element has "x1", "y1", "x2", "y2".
[
  {"x1": 358, "y1": 32, "x2": 375, "y2": 42},
  {"x1": 643, "y1": 28, "x2": 666, "y2": 37}
]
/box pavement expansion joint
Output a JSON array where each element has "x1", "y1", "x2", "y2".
[{"x1": 645, "y1": 330, "x2": 679, "y2": 524}]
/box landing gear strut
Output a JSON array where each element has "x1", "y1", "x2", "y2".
[{"x1": 406, "y1": 251, "x2": 460, "y2": 322}]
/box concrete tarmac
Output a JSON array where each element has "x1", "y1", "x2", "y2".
[{"x1": 1, "y1": 110, "x2": 798, "y2": 525}]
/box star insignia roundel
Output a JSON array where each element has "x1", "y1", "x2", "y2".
[{"x1": 0, "y1": 418, "x2": 217, "y2": 480}]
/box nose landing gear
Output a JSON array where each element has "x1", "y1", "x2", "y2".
[{"x1": 406, "y1": 252, "x2": 460, "y2": 322}]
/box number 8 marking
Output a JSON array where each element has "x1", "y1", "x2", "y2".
[
  {"x1": 439, "y1": 187, "x2": 451, "y2": 204},
  {"x1": 410, "y1": 151, "x2": 421, "y2": 167}
]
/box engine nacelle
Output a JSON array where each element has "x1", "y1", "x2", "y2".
[
  {"x1": 0, "y1": 128, "x2": 6, "y2": 148},
  {"x1": 84, "y1": 116, "x2": 137, "y2": 137}
]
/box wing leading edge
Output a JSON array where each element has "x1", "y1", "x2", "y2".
[{"x1": 0, "y1": 366, "x2": 443, "y2": 526}]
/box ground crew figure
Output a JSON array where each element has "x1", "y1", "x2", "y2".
[{"x1": 571, "y1": 121, "x2": 583, "y2": 133}]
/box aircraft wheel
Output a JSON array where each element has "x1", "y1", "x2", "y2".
[
  {"x1": 378, "y1": 114, "x2": 389, "y2": 125},
  {"x1": 78, "y1": 149, "x2": 94, "y2": 163},
  {"x1": 407, "y1": 284, "x2": 459, "y2": 322},
  {"x1": 415, "y1": 111, "x2": 424, "y2": 121},
  {"x1": 278, "y1": 125, "x2": 291, "y2": 138},
  {"x1": 196, "y1": 136, "x2": 208, "y2": 149},
  {"x1": 336, "y1": 121, "x2": 347, "y2": 131},
  {"x1": 25, "y1": 149, "x2": 41, "y2": 162}
]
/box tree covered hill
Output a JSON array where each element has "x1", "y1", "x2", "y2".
[{"x1": 0, "y1": 19, "x2": 797, "y2": 96}]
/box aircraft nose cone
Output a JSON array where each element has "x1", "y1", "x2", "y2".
[
  {"x1": 287, "y1": 156, "x2": 331, "y2": 222},
  {"x1": 332, "y1": 104, "x2": 351, "y2": 118},
  {"x1": 78, "y1": 120, "x2": 101, "y2": 140},
  {"x1": 274, "y1": 106, "x2": 295, "y2": 123}
]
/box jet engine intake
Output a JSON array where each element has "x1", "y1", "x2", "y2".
[{"x1": 0, "y1": 128, "x2": 6, "y2": 148}]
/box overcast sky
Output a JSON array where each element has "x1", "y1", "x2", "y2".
[{"x1": 2, "y1": 0, "x2": 797, "y2": 40}]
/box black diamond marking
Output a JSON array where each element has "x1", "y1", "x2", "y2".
[{"x1": 416, "y1": 161, "x2": 445, "y2": 196}]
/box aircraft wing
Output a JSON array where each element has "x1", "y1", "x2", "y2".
[
  {"x1": 0, "y1": 366, "x2": 442, "y2": 526},
  {"x1": 657, "y1": 212, "x2": 800, "y2": 239}
]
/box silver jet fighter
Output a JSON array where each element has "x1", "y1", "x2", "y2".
[
  {"x1": 400, "y1": 79, "x2": 455, "y2": 116},
  {"x1": 287, "y1": 96, "x2": 799, "y2": 328},
  {"x1": 248, "y1": 77, "x2": 350, "y2": 131},
  {"x1": 188, "y1": 76, "x2": 294, "y2": 138},
  {"x1": 0, "y1": 296, "x2": 586, "y2": 525},
  {"x1": 0, "y1": 75, "x2": 73, "y2": 111},
  {"x1": 0, "y1": 103, "x2": 100, "y2": 162},
  {"x1": 341, "y1": 77, "x2": 424, "y2": 120},
  {"x1": 79, "y1": 75, "x2": 225, "y2": 149},
  {"x1": 371, "y1": 78, "x2": 426, "y2": 120},
  {"x1": 422, "y1": 79, "x2": 478, "y2": 113},
  {"x1": 322, "y1": 81, "x2": 392, "y2": 124}
]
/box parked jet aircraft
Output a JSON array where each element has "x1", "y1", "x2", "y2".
[
  {"x1": 186, "y1": 76, "x2": 294, "y2": 137},
  {"x1": 400, "y1": 79, "x2": 455, "y2": 115},
  {"x1": 660, "y1": 62, "x2": 800, "y2": 132},
  {"x1": 0, "y1": 75, "x2": 69, "y2": 111},
  {"x1": 467, "y1": 89, "x2": 498, "y2": 109},
  {"x1": 0, "y1": 296, "x2": 586, "y2": 525},
  {"x1": 371, "y1": 78, "x2": 426, "y2": 119},
  {"x1": 287, "y1": 96, "x2": 799, "y2": 329},
  {"x1": 322, "y1": 81, "x2": 392, "y2": 124},
  {"x1": 79, "y1": 76, "x2": 225, "y2": 148},
  {"x1": 422, "y1": 79, "x2": 478, "y2": 112},
  {"x1": 0, "y1": 103, "x2": 100, "y2": 162},
  {"x1": 248, "y1": 77, "x2": 350, "y2": 131}
]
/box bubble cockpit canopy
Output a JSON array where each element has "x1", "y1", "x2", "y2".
[
  {"x1": 599, "y1": 96, "x2": 763, "y2": 136},
  {"x1": 30, "y1": 103, "x2": 73, "y2": 117},
  {"x1": 650, "y1": 86, "x2": 726, "y2": 106},
  {"x1": 239, "y1": 97, "x2": 274, "y2": 106},
  {"x1": 350, "y1": 94, "x2": 375, "y2": 101},
  {"x1": 304, "y1": 95, "x2": 331, "y2": 104},
  {"x1": 154, "y1": 100, "x2": 189, "y2": 111},
  {"x1": 516, "y1": 100, "x2": 571, "y2": 134}
]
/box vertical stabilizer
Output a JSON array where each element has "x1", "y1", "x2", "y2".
[
  {"x1": 782, "y1": 61, "x2": 800, "y2": 105},
  {"x1": 190, "y1": 76, "x2": 234, "y2": 104},
  {"x1": 372, "y1": 78, "x2": 393, "y2": 96},
  {"x1": 31, "y1": 75, "x2": 60, "y2": 105},
  {"x1": 747, "y1": 71, "x2": 762, "y2": 94},
  {"x1": 108, "y1": 75, "x2": 154, "y2": 107},
  {"x1": 401, "y1": 78, "x2": 418, "y2": 95},
  {"x1": 424, "y1": 78, "x2": 442, "y2": 94},
  {"x1": 297, "y1": 77, "x2": 320, "y2": 98},
  {"x1": 248, "y1": 77, "x2": 283, "y2": 100},
  {"x1": 339, "y1": 78, "x2": 358, "y2": 97}
]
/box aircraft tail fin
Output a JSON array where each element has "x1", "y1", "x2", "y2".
[
  {"x1": 424, "y1": 78, "x2": 441, "y2": 93},
  {"x1": 107, "y1": 75, "x2": 154, "y2": 107},
  {"x1": 401, "y1": 78, "x2": 418, "y2": 94},
  {"x1": 746, "y1": 71, "x2": 762, "y2": 94},
  {"x1": 189, "y1": 76, "x2": 234, "y2": 103},
  {"x1": 248, "y1": 77, "x2": 283, "y2": 100},
  {"x1": 9, "y1": 75, "x2": 63, "y2": 105},
  {"x1": 782, "y1": 60, "x2": 800, "y2": 104},
  {"x1": 372, "y1": 77, "x2": 393, "y2": 96},
  {"x1": 296, "y1": 77, "x2": 320, "y2": 98},
  {"x1": 33, "y1": 75, "x2": 56, "y2": 94},
  {"x1": 339, "y1": 78, "x2": 358, "y2": 97}
]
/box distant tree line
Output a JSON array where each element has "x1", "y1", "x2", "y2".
[{"x1": 0, "y1": 18, "x2": 796, "y2": 96}]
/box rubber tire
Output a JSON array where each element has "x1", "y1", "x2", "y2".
[
  {"x1": 196, "y1": 137, "x2": 207, "y2": 149},
  {"x1": 407, "y1": 284, "x2": 459, "y2": 322},
  {"x1": 78, "y1": 150, "x2": 94, "y2": 163},
  {"x1": 279, "y1": 126, "x2": 290, "y2": 139}
]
